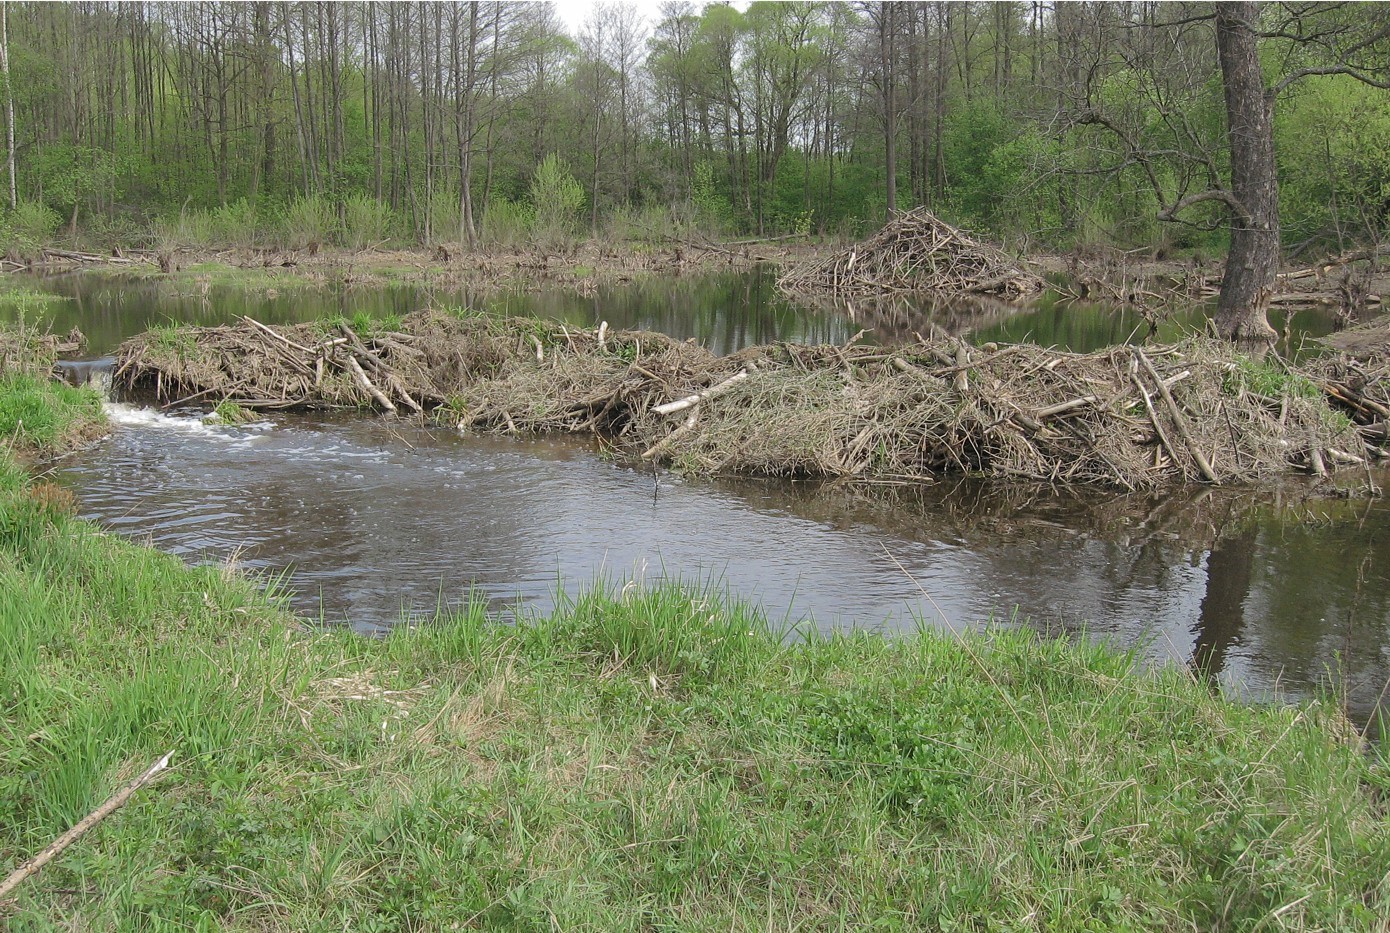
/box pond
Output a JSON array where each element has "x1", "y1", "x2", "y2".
[{"x1": 11, "y1": 267, "x2": 1390, "y2": 733}]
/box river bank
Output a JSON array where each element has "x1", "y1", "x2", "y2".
[
  {"x1": 2, "y1": 467, "x2": 1388, "y2": 928},
  {"x1": 12, "y1": 239, "x2": 813, "y2": 298},
  {"x1": 2, "y1": 340, "x2": 1390, "y2": 928}
]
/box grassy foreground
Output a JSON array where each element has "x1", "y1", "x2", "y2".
[{"x1": 2, "y1": 373, "x2": 1390, "y2": 931}]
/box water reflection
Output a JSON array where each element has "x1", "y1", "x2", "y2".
[
  {"x1": 54, "y1": 408, "x2": 1390, "y2": 732},
  {"x1": 6, "y1": 267, "x2": 855, "y2": 356}
]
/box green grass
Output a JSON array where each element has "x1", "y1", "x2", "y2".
[
  {"x1": 0, "y1": 373, "x2": 103, "y2": 453},
  {"x1": 1225, "y1": 354, "x2": 1324, "y2": 400},
  {"x1": 205, "y1": 400, "x2": 256, "y2": 426},
  {"x1": 0, "y1": 477, "x2": 1387, "y2": 928}
]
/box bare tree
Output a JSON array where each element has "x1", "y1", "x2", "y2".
[{"x1": 1, "y1": 0, "x2": 15, "y2": 209}]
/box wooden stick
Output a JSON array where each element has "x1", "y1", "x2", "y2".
[
  {"x1": 641, "y1": 407, "x2": 700, "y2": 460},
  {"x1": 1033, "y1": 395, "x2": 1099, "y2": 420},
  {"x1": 653, "y1": 370, "x2": 748, "y2": 416},
  {"x1": 1136, "y1": 349, "x2": 1219, "y2": 484},
  {"x1": 242, "y1": 316, "x2": 313, "y2": 354},
  {"x1": 346, "y1": 356, "x2": 396, "y2": 413},
  {"x1": 1309, "y1": 447, "x2": 1328, "y2": 477},
  {"x1": 0, "y1": 751, "x2": 174, "y2": 902},
  {"x1": 1131, "y1": 372, "x2": 1185, "y2": 478}
]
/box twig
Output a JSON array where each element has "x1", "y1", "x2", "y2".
[
  {"x1": 1136, "y1": 349, "x2": 1220, "y2": 484},
  {"x1": 641, "y1": 407, "x2": 700, "y2": 460},
  {"x1": 0, "y1": 751, "x2": 174, "y2": 902},
  {"x1": 653, "y1": 370, "x2": 748, "y2": 416}
]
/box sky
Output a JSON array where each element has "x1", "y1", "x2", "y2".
[
  {"x1": 551, "y1": 1, "x2": 751, "y2": 38},
  {"x1": 553, "y1": 1, "x2": 667, "y2": 35}
]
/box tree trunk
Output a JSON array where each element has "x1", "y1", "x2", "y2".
[
  {"x1": 1214, "y1": 2, "x2": 1279, "y2": 341},
  {"x1": 1, "y1": 0, "x2": 15, "y2": 209},
  {"x1": 880, "y1": 2, "x2": 897, "y2": 217}
]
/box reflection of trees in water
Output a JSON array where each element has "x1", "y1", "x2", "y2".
[
  {"x1": 782, "y1": 289, "x2": 1022, "y2": 345},
  {"x1": 486, "y1": 268, "x2": 852, "y2": 353},
  {"x1": 714, "y1": 473, "x2": 1390, "y2": 727},
  {"x1": 1192, "y1": 526, "x2": 1256, "y2": 679}
]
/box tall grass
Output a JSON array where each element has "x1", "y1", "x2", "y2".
[
  {"x1": 340, "y1": 193, "x2": 400, "y2": 249},
  {"x1": 280, "y1": 195, "x2": 337, "y2": 250}
]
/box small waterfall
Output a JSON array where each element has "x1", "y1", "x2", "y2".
[{"x1": 53, "y1": 357, "x2": 117, "y2": 399}]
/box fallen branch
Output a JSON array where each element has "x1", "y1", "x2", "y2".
[
  {"x1": 0, "y1": 751, "x2": 174, "y2": 903},
  {"x1": 1136, "y1": 349, "x2": 1220, "y2": 484},
  {"x1": 346, "y1": 356, "x2": 396, "y2": 413},
  {"x1": 653, "y1": 370, "x2": 748, "y2": 416},
  {"x1": 642, "y1": 407, "x2": 700, "y2": 460}
]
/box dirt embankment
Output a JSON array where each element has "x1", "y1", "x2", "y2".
[
  {"x1": 8, "y1": 239, "x2": 818, "y2": 294},
  {"x1": 114, "y1": 312, "x2": 1383, "y2": 490}
]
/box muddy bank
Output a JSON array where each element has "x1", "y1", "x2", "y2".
[
  {"x1": 114, "y1": 312, "x2": 1382, "y2": 490},
  {"x1": 9, "y1": 239, "x2": 816, "y2": 295}
]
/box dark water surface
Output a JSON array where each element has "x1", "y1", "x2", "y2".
[
  {"x1": 14, "y1": 269, "x2": 1390, "y2": 731},
  {"x1": 9, "y1": 266, "x2": 852, "y2": 356}
]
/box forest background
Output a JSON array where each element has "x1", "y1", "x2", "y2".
[{"x1": 0, "y1": 1, "x2": 1388, "y2": 262}]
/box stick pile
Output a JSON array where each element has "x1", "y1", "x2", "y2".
[
  {"x1": 114, "y1": 313, "x2": 1377, "y2": 490},
  {"x1": 778, "y1": 208, "x2": 1045, "y2": 299}
]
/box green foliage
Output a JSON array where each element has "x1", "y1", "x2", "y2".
[
  {"x1": 280, "y1": 195, "x2": 336, "y2": 250},
  {"x1": 1276, "y1": 76, "x2": 1390, "y2": 248},
  {"x1": 211, "y1": 199, "x2": 261, "y2": 246},
  {"x1": 479, "y1": 197, "x2": 534, "y2": 248},
  {"x1": 1225, "y1": 355, "x2": 1323, "y2": 400},
  {"x1": 0, "y1": 203, "x2": 61, "y2": 256},
  {"x1": 416, "y1": 178, "x2": 463, "y2": 245},
  {"x1": 341, "y1": 194, "x2": 400, "y2": 250},
  {"x1": 529, "y1": 154, "x2": 585, "y2": 248},
  {"x1": 28, "y1": 144, "x2": 125, "y2": 229},
  {"x1": 690, "y1": 161, "x2": 733, "y2": 235},
  {"x1": 0, "y1": 374, "x2": 103, "y2": 452}
]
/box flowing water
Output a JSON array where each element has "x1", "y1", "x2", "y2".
[{"x1": 12, "y1": 268, "x2": 1390, "y2": 731}]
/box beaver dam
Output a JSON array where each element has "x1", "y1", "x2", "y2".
[{"x1": 111, "y1": 310, "x2": 1387, "y2": 490}]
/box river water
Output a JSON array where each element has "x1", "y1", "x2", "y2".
[{"x1": 10, "y1": 268, "x2": 1390, "y2": 732}]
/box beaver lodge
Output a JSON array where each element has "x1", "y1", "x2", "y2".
[
  {"x1": 778, "y1": 207, "x2": 1045, "y2": 300},
  {"x1": 110, "y1": 310, "x2": 1390, "y2": 491}
]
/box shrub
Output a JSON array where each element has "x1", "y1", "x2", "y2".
[
  {"x1": 480, "y1": 197, "x2": 534, "y2": 249},
  {"x1": 529, "y1": 154, "x2": 585, "y2": 249},
  {"x1": 0, "y1": 203, "x2": 62, "y2": 258},
  {"x1": 211, "y1": 199, "x2": 260, "y2": 247},
  {"x1": 341, "y1": 194, "x2": 399, "y2": 250},
  {"x1": 279, "y1": 195, "x2": 336, "y2": 250}
]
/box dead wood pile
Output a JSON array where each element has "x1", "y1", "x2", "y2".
[
  {"x1": 778, "y1": 208, "x2": 1045, "y2": 300},
  {"x1": 0, "y1": 327, "x2": 84, "y2": 376},
  {"x1": 113, "y1": 312, "x2": 1378, "y2": 490}
]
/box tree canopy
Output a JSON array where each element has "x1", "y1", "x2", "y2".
[{"x1": 0, "y1": 1, "x2": 1387, "y2": 261}]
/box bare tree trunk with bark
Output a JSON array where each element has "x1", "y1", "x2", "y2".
[
  {"x1": 1214, "y1": 2, "x2": 1279, "y2": 341},
  {"x1": 1, "y1": 0, "x2": 15, "y2": 210}
]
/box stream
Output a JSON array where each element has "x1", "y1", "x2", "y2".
[{"x1": 11, "y1": 268, "x2": 1390, "y2": 733}]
